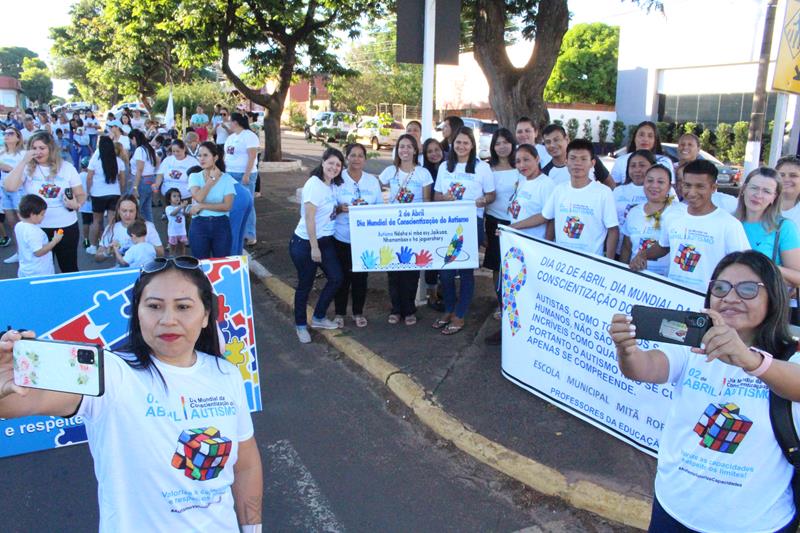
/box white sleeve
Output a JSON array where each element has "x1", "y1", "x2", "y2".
[
  {"x1": 156, "y1": 158, "x2": 169, "y2": 175},
  {"x1": 479, "y1": 162, "x2": 495, "y2": 193},
  {"x1": 302, "y1": 179, "x2": 326, "y2": 206},
  {"x1": 658, "y1": 218, "x2": 671, "y2": 248},
  {"x1": 245, "y1": 130, "x2": 259, "y2": 149},
  {"x1": 378, "y1": 166, "x2": 392, "y2": 185},
  {"x1": 145, "y1": 222, "x2": 163, "y2": 247},
  {"x1": 434, "y1": 166, "x2": 448, "y2": 193},
  {"x1": 62, "y1": 162, "x2": 81, "y2": 187},
  {"x1": 727, "y1": 217, "x2": 751, "y2": 253},
  {"x1": 610, "y1": 154, "x2": 628, "y2": 184},
  {"x1": 662, "y1": 344, "x2": 690, "y2": 385},
  {"x1": 541, "y1": 187, "x2": 557, "y2": 219},
  {"x1": 418, "y1": 167, "x2": 433, "y2": 187},
  {"x1": 602, "y1": 188, "x2": 619, "y2": 228}
]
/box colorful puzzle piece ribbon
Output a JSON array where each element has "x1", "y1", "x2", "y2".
[{"x1": 501, "y1": 247, "x2": 527, "y2": 336}]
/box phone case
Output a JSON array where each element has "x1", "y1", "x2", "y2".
[
  {"x1": 630, "y1": 305, "x2": 711, "y2": 347},
  {"x1": 13, "y1": 339, "x2": 104, "y2": 397}
]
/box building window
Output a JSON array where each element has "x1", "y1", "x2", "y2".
[{"x1": 658, "y1": 92, "x2": 780, "y2": 127}]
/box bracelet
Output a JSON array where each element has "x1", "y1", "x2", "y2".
[{"x1": 745, "y1": 347, "x2": 774, "y2": 378}]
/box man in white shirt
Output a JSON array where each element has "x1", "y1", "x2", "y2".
[
  {"x1": 541, "y1": 124, "x2": 614, "y2": 188},
  {"x1": 643, "y1": 159, "x2": 750, "y2": 292},
  {"x1": 541, "y1": 138, "x2": 619, "y2": 258}
]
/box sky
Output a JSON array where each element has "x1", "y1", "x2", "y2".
[{"x1": 0, "y1": 0, "x2": 663, "y2": 100}]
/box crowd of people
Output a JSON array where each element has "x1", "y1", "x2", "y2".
[{"x1": 0, "y1": 105, "x2": 261, "y2": 277}]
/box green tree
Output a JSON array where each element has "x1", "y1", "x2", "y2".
[
  {"x1": 0, "y1": 47, "x2": 38, "y2": 78},
  {"x1": 328, "y1": 23, "x2": 422, "y2": 113},
  {"x1": 20, "y1": 57, "x2": 53, "y2": 104},
  {"x1": 543, "y1": 23, "x2": 619, "y2": 105}
]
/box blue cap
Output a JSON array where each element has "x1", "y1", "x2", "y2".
[{"x1": 106, "y1": 119, "x2": 123, "y2": 129}]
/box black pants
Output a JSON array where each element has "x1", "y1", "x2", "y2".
[
  {"x1": 387, "y1": 270, "x2": 420, "y2": 317},
  {"x1": 333, "y1": 239, "x2": 368, "y2": 316},
  {"x1": 43, "y1": 221, "x2": 80, "y2": 273}
]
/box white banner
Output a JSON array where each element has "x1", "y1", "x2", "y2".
[
  {"x1": 499, "y1": 227, "x2": 705, "y2": 456},
  {"x1": 349, "y1": 201, "x2": 479, "y2": 272}
]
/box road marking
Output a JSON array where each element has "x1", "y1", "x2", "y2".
[{"x1": 266, "y1": 439, "x2": 345, "y2": 532}]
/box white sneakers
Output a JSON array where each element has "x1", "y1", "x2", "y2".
[
  {"x1": 310, "y1": 317, "x2": 340, "y2": 330},
  {"x1": 85, "y1": 245, "x2": 98, "y2": 255},
  {"x1": 3, "y1": 253, "x2": 18, "y2": 264},
  {"x1": 296, "y1": 326, "x2": 311, "y2": 344},
  {"x1": 297, "y1": 316, "x2": 343, "y2": 343}
]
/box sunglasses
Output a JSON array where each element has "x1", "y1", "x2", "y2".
[
  {"x1": 3, "y1": 131, "x2": 15, "y2": 136},
  {"x1": 708, "y1": 279, "x2": 765, "y2": 300},
  {"x1": 141, "y1": 256, "x2": 201, "y2": 274}
]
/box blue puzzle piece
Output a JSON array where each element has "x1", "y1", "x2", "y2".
[
  {"x1": 85, "y1": 289, "x2": 133, "y2": 346},
  {"x1": 55, "y1": 425, "x2": 88, "y2": 447}
]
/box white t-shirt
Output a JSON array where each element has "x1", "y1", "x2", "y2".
[
  {"x1": 0, "y1": 150, "x2": 25, "y2": 189},
  {"x1": 15, "y1": 221, "x2": 53, "y2": 277},
  {"x1": 122, "y1": 241, "x2": 157, "y2": 268},
  {"x1": 52, "y1": 121, "x2": 70, "y2": 137},
  {"x1": 223, "y1": 130, "x2": 259, "y2": 173},
  {"x1": 77, "y1": 351, "x2": 253, "y2": 533},
  {"x1": 611, "y1": 152, "x2": 675, "y2": 184},
  {"x1": 294, "y1": 177, "x2": 337, "y2": 239},
  {"x1": 132, "y1": 146, "x2": 157, "y2": 177},
  {"x1": 100, "y1": 220, "x2": 163, "y2": 253},
  {"x1": 654, "y1": 345, "x2": 799, "y2": 532},
  {"x1": 613, "y1": 184, "x2": 648, "y2": 228},
  {"x1": 157, "y1": 155, "x2": 200, "y2": 198},
  {"x1": 20, "y1": 128, "x2": 35, "y2": 144},
  {"x1": 509, "y1": 174, "x2": 555, "y2": 239},
  {"x1": 333, "y1": 170, "x2": 382, "y2": 243},
  {"x1": 79, "y1": 171, "x2": 93, "y2": 214},
  {"x1": 215, "y1": 122, "x2": 230, "y2": 145},
  {"x1": 658, "y1": 208, "x2": 750, "y2": 292},
  {"x1": 84, "y1": 118, "x2": 99, "y2": 135},
  {"x1": 378, "y1": 165, "x2": 433, "y2": 204},
  {"x1": 130, "y1": 117, "x2": 146, "y2": 131},
  {"x1": 485, "y1": 168, "x2": 519, "y2": 221},
  {"x1": 88, "y1": 154, "x2": 125, "y2": 197},
  {"x1": 783, "y1": 203, "x2": 800, "y2": 230},
  {"x1": 535, "y1": 144, "x2": 551, "y2": 168},
  {"x1": 541, "y1": 180, "x2": 619, "y2": 256},
  {"x1": 22, "y1": 161, "x2": 81, "y2": 228},
  {"x1": 120, "y1": 124, "x2": 132, "y2": 135},
  {"x1": 543, "y1": 164, "x2": 571, "y2": 187},
  {"x1": 117, "y1": 135, "x2": 131, "y2": 153},
  {"x1": 434, "y1": 160, "x2": 495, "y2": 217},
  {"x1": 167, "y1": 205, "x2": 188, "y2": 237},
  {"x1": 712, "y1": 191, "x2": 739, "y2": 214},
  {"x1": 622, "y1": 202, "x2": 687, "y2": 276}
]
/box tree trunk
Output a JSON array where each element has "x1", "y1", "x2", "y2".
[
  {"x1": 473, "y1": 0, "x2": 569, "y2": 131},
  {"x1": 263, "y1": 99, "x2": 283, "y2": 162}
]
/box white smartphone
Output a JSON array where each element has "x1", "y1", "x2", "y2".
[{"x1": 13, "y1": 339, "x2": 104, "y2": 397}]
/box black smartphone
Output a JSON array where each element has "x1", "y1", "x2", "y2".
[
  {"x1": 63, "y1": 187, "x2": 75, "y2": 211},
  {"x1": 630, "y1": 305, "x2": 711, "y2": 347}
]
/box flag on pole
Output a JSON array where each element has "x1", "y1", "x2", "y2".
[{"x1": 165, "y1": 90, "x2": 175, "y2": 129}]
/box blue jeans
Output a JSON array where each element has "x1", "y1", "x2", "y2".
[
  {"x1": 289, "y1": 235, "x2": 343, "y2": 326},
  {"x1": 229, "y1": 172, "x2": 256, "y2": 241},
  {"x1": 189, "y1": 215, "x2": 232, "y2": 260},
  {"x1": 439, "y1": 268, "x2": 475, "y2": 319},
  {"x1": 137, "y1": 180, "x2": 154, "y2": 222},
  {"x1": 89, "y1": 134, "x2": 98, "y2": 151}
]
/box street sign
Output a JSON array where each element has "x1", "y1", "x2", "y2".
[{"x1": 773, "y1": 0, "x2": 800, "y2": 93}]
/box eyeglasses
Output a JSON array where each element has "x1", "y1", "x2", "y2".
[
  {"x1": 708, "y1": 279, "x2": 766, "y2": 300},
  {"x1": 745, "y1": 184, "x2": 777, "y2": 196},
  {"x1": 141, "y1": 256, "x2": 201, "y2": 274}
]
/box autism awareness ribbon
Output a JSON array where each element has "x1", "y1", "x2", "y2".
[{"x1": 501, "y1": 247, "x2": 527, "y2": 336}]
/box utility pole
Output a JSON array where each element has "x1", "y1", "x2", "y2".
[{"x1": 744, "y1": 0, "x2": 778, "y2": 175}]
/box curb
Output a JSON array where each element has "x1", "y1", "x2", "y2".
[{"x1": 252, "y1": 259, "x2": 651, "y2": 530}]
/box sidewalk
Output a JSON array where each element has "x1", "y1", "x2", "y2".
[{"x1": 251, "y1": 167, "x2": 656, "y2": 529}]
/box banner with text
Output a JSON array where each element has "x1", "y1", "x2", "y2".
[
  {"x1": 349, "y1": 201, "x2": 479, "y2": 272},
  {"x1": 499, "y1": 228, "x2": 705, "y2": 456},
  {"x1": 0, "y1": 256, "x2": 261, "y2": 458}
]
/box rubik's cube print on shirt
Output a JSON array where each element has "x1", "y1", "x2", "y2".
[
  {"x1": 563, "y1": 216, "x2": 584, "y2": 239},
  {"x1": 675, "y1": 244, "x2": 701, "y2": 272},
  {"x1": 693, "y1": 402, "x2": 752, "y2": 454},
  {"x1": 172, "y1": 427, "x2": 232, "y2": 481}
]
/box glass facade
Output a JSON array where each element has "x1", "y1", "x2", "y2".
[{"x1": 659, "y1": 92, "x2": 779, "y2": 126}]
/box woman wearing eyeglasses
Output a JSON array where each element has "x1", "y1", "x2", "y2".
[
  {"x1": 0, "y1": 257, "x2": 263, "y2": 531},
  {"x1": 610, "y1": 250, "x2": 800, "y2": 532},
  {"x1": 734, "y1": 167, "x2": 800, "y2": 288}
]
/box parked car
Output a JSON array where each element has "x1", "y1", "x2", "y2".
[
  {"x1": 434, "y1": 117, "x2": 499, "y2": 160},
  {"x1": 600, "y1": 143, "x2": 742, "y2": 187},
  {"x1": 110, "y1": 102, "x2": 149, "y2": 119},
  {"x1": 354, "y1": 117, "x2": 405, "y2": 150},
  {"x1": 304, "y1": 111, "x2": 357, "y2": 142}
]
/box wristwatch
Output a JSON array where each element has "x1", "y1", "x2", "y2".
[{"x1": 745, "y1": 346, "x2": 774, "y2": 378}]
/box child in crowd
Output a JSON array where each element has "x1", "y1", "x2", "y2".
[
  {"x1": 165, "y1": 187, "x2": 189, "y2": 256},
  {"x1": 15, "y1": 194, "x2": 62, "y2": 278},
  {"x1": 55, "y1": 129, "x2": 71, "y2": 162},
  {"x1": 112, "y1": 219, "x2": 156, "y2": 268},
  {"x1": 78, "y1": 156, "x2": 94, "y2": 249}
]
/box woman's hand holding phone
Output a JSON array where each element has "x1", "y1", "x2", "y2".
[
  {"x1": 691, "y1": 308, "x2": 762, "y2": 371},
  {"x1": 0, "y1": 329, "x2": 35, "y2": 399}
]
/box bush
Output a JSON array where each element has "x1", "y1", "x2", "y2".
[
  {"x1": 287, "y1": 102, "x2": 307, "y2": 131},
  {"x1": 715, "y1": 123, "x2": 732, "y2": 163},
  {"x1": 656, "y1": 121, "x2": 672, "y2": 143},
  {"x1": 582, "y1": 118, "x2": 593, "y2": 141},
  {"x1": 553, "y1": 119, "x2": 564, "y2": 129},
  {"x1": 684, "y1": 122, "x2": 699, "y2": 135},
  {"x1": 598, "y1": 119, "x2": 610, "y2": 145},
  {"x1": 566, "y1": 118, "x2": 579, "y2": 140},
  {"x1": 612, "y1": 120, "x2": 625, "y2": 147},
  {"x1": 726, "y1": 121, "x2": 749, "y2": 165},
  {"x1": 699, "y1": 129, "x2": 715, "y2": 154}
]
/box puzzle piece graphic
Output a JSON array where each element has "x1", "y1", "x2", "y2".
[
  {"x1": 44, "y1": 288, "x2": 132, "y2": 347},
  {"x1": 55, "y1": 425, "x2": 88, "y2": 447}
]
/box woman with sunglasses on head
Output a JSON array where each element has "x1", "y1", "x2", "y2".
[
  {"x1": 332, "y1": 143, "x2": 381, "y2": 329},
  {"x1": 187, "y1": 142, "x2": 237, "y2": 260},
  {"x1": 610, "y1": 250, "x2": 800, "y2": 532},
  {"x1": 734, "y1": 167, "x2": 800, "y2": 289},
  {"x1": 0, "y1": 126, "x2": 26, "y2": 255},
  {"x1": 290, "y1": 148, "x2": 345, "y2": 343},
  {"x1": 378, "y1": 134, "x2": 434, "y2": 326},
  {"x1": 4, "y1": 130, "x2": 86, "y2": 273},
  {"x1": 96, "y1": 194, "x2": 164, "y2": 261},
  {"x1": 0, "y1": 257, "x2": 263, "y2": 531}
]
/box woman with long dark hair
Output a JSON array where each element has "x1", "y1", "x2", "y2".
[
  {"x1": 439, "y1": 115, "x2": 464, "y2": 155},
  {"x1": 130, "y1": 129, "x2": 160, "y2": 222},
  {"x1": 422, "y1": 138, "x2": 446, "y2": 310},
  {"x1": 484, "y1": 127, "x2": 517, "y2": 301},
  {"x1": 610, "y1": 121, "x2": 674, "y2": 185},
  {"x1": 85, "y1": 136, "x2": 126, "y2": 254},
  {"x1": 187, "y1": 142, "x2": 237, "y2": 259},
  {"x1": 224, "y1": 112, "x2": 260, "y2": 246},
  {"x1": 0, "y1": 258, "x2": 263, "y2": 531},
  {"x1": 290, "y1": 148, "x2": 345, "y2": 343}
]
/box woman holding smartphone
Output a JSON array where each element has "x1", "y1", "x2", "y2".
[{"x1": 0, "y1": 257, "x2": 263, "y2": 532}]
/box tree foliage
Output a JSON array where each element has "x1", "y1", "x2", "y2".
[
  {"x1": 20, "y1": 57, "x2": 53, "y2": 104},
  {"x1": 543, "y1": 22, "x2": 619, "y2": 105},
  {"x1": 328, "y1": 23, "x2": 422, "y2": 113},
  {"x1": 0, "y1": 47, "x2": 38, "y2": 78}
]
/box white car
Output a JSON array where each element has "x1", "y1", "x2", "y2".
[
  {"x1": 354, "y1": 118, "x2": 405, "y2": 150},
  {"x1": 110, "y1": 102, "x2": 149, "y2": 119},
  {"x1": 305, "y1": 111, "x2": 357, "y2": 142}
]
